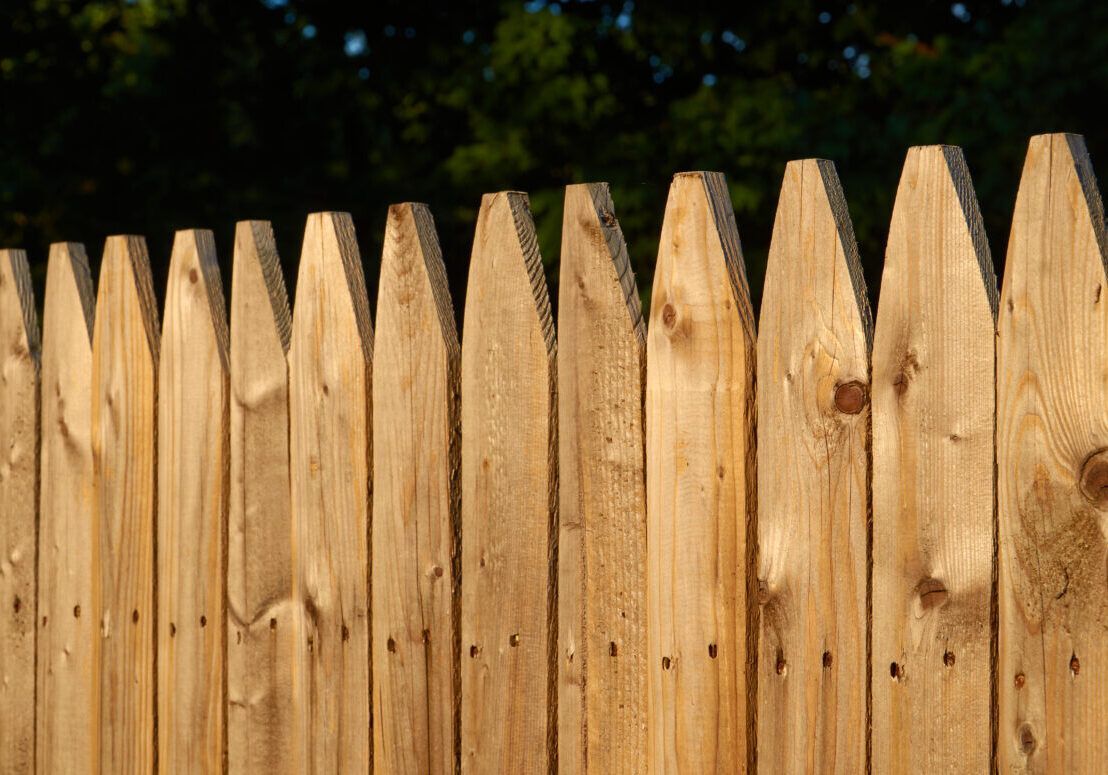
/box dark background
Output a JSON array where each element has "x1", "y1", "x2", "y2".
[{"x1": 3, "y1": 0, "x2": 1106, "y2": 321}]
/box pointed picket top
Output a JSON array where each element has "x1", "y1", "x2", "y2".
[
  {"x1": 372, "y1": 203, "x2": 459, "y2": 775},
  {"x1": 871, "y1": 146, "x2": 997, "y2": 774},
  {"x1": 998, "y1": 133, "x2": 1108, "y2": 771},
  {"x1": 92, "y1": 234, "x2": 159, "y2": 773},
  {"x1": 157, "y1": 229, "x2": 230, "y2": 772},
  {"x1": 558, "y1": 183, "x2": 647, "y2": 774},
  {"x1": 460, "y1": 191, "x2": 557, "y2": 773},
  {"x1": 755, "y1": 159, "x2": 869, "y2": 774},
  {"x1": 0, "y1": 247, "x2": 40, "y2": 773},
  {"x1": 36, "y1": 243, "x2": 98, "y2": 773},
  {"x1": 646, "y1": 171, "x2": 755, "y2": 774},
  {"x1": 288, "y1": 211, "x2": 373, "y2": 773},
  {"x1": 227, "y1": 221, "x2": 295, "y2": 775}
]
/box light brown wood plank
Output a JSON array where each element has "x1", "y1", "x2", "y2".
[
  {"x1": 998, "y1": 132, "x2": 1108, "y2": 772},
  {"x1": 756, "y1": 159, "x2": 870, "y2": 774},
  {"x1": 35, "y1": 243, "x2": 97, "y2": 775},
  {"x1": 371, "y1": 203, "x2": 460, "y2": 775},
  {"x1": 157, "y1": 229, "x2": 229, "y2": 772},
  {"x1": 871, "y1": 145, "x2": 997, "y2": 774},
  {"x1": 0, "y1": 248, "x2": 40, "y2": 775},
  {"x1": 646, "y1": 171, "x2": 756, "y2": 774},
  {"x1": 92, "y1": 235, "x2": 160, "y2": 774},
  {"x1": 459, "y1": 191, "x2": 557, "y2": 774},
  {"x1": 557, "y1": 182, "x2": 647, "y2": 774},
  {"x1": 289, "y1": 212, "x2": 373, "y2": 773},
  {"x1": 227, "y1": 220, "x2": 296, "y2": 775}
]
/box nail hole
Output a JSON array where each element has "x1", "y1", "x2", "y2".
[
  {"x1": 822, "y1": 651, "x2": 833, "y2": 668},
  {"x1": 170, "y1": 623, "x2": 177, "y2": 637},
  {"x1": 269, "y1": 617, "x2": 277, "y2": 630},
  {"x1": 42, "y1": 616, "x2": 48, "y2": 627},
  {"x1": 73, "y1": 605, "x2": 81, "y2": 618},
  {"x1": 662, "y1": 656, "x2": 671, "y2": 670},
  {"x1": 236, "y1": 631, "x2": 242, "y2": 644},
  {"x1": 422, "y1": 629, "x2": 430, "y2": 644},
  {"x1": 775, "y1": 654, "x2": 787, "y2": 675},
  {"x1": 13, "y1": 597, "x2": 20, "y2": 614},
  {"x1": 342, "y1": 625, "x2": 350, "y2": 642},
  {"x1": 609, "y1": 641, "x2": 618, "y2": 657},
  {"x1": 889, "y1": 661, "x2": 904, "y2": 681},
  {"x1": 1070, "y1": 653, "x2": 1080, "y2": 676},
  {"x1": 708, "y1": 643, "x2": 717, "y2": 659},
  {"x1": 509, "y1": 633, "x2": 520, "y2": 647},
  {"x1": 1014, "y1": 672, "x2": 1026, "y2": 689},
  {"x1": 132, "y1": 609, "x2": 139, "y2": 623},
  {"x1": 188, "y1": 268, "x2": 199, "y2": 284},
  {"x1": 469, "y1": 645, "x2": 478, "y2": 658},
  {"x1": 199, "y1": 615, "x2": 207, "y2": 627},
  {"x1": 387, "y1": 636, "x2": 396, "y2": 653},
  {"x1": 943, "y1": 650, "x2": 955, "y2": 667}
]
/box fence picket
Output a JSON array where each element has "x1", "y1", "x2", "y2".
[
  {"x1": 92, "y1": 235, "x2": 159, "y2": 774},
  {"x1": 460, "y1": 192, "x2": 557, "y2": 773},
  {"x1": 871, "y1": 145, "x2": 997, "y2": 773},
  {"x1": 756, "y1": 159, "x2": 870, "y2": 774},
  {"x1": 36, "y1": 243, "x2": 96, "y2": 775},
  {"x1": 371, "y1": 203, "x2": 460, "y2": 774},
  {"x1": 646, "y1": 171, "x2": 756, "y2": 773},
  {"x1": 157, "y1": 229, "x2": 229, "y2": 772},
  {"x1": 227, "y1": 221, "x2": 295, "y2": 774},
  {"x1": 0, "y1": 248, "x2": 40, "y2": 775},
  {"x1": 288, "y1": 212, "x2": 373, "y2": 773},
  {"x1": 557, "y1": 183, "x2": 647, "y2": 775},
  {"x1": 998, "y1": 133, "x2": 1108, "y2": 771}
]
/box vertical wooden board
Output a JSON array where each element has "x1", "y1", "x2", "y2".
[
  {"x1": 92, "y1": 235, "x2": 159, "y2": 773},
  {"x1": 998, "y1": 133, "x2": 1108, "y2": 772},
  {"x1": 557, "y1": 183, "x2": 647, "y2": 774},
  {"x1": 871, "y1": 146, "x2": 997, "y2": 774},
  {"x1": 0, "y1": 248, "x2": 40, "y2": 775},
  {"x1": 371, "y1": 203, "x2": 460, "y2": 775},
  {"x1": 36, "y1": 243, "x2": 97, "y2": 774},
  {"x1": 460, "y1": 192, "x2": 557, "y2": 773},
  {"x1": 289, "y1": 211, "x2": 373, "y2": 773},
  {"x1": 227, "y1": 221, "x2": 295, "y2": 774},
  {"x1": 646, "y1": 172, "x2": 756, "y2": 774},
  {"x1": 756, "y1": 160, "x2": 870, "y2": 774},
  {"x1": 157, "y1": 230, "x2": 229, "y2": 772}
]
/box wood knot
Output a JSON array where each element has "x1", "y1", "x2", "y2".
[
  {"x1": 916, "y1": 578, "x2": 949, "y2": 610},
  {"x1": 188, "y1": 268, "x2": 199, "y2": 284},
  {"x1": 833, "y1": 381, "x2": 868, "y2": 414},
  {"x1": 822, "y1": 651, "x2": 833, "y2": 668},
  {"x1": 1070, "y1": 653, "x2": 1080, "y2": 676},
  {"x1": 889, "y1": 661, "x2": 904, "y2": 681},
  {"x1": 1018, "y1": 723, "x2": 1036, "y2": 755},
  {"x1": 661, "y1": 303, "x2": 677, "y2": 330},
  {"x1": 1014, "y1": 672, "x2": 1026, "y2": 689},
  {"x1": 943, "y1": 650, "x2": 955, "y2": 667},
  {"x1": 599, "y1": 209, "x2": 617, "y2": 227},
  {"x1": 1078, "y1": 448, "x2": 1108, "y2": 508}
]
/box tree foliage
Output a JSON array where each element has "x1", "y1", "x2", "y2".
[{"x1": 3, "y1": 0, "x2": 1107, "y2": 312}]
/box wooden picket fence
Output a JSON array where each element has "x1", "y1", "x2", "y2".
[{"x1": 1, "y1": 132, "x2": 1107, "y2": 774}]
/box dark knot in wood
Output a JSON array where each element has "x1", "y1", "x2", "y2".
[{"x1": 834, "y1": 380, "x2": 868, "y2": 415}]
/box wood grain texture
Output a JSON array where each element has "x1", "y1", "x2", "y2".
[
  {"x1": 92, "y1": 235, "x2": 160, "y2": 774},
  {"x1": 557, "y1": 183, "x2": 647, "y2": 774},
  {"x1": 157, "y1": 229, "x2": 229, "y2": 773},
  {"x1": 288, "y1": 211, "x2": 373, "y2": 774},
  {"x1": 756, "y1": 159, "x2": 870, "y2": 774},
  {"x1": 228, "y1": 220, "x2": 296, "y2": 774},
  {"x1": 872, "y1": 146, "x2": 997, "y2": 774},
  {"x1": 646, "y1": 172, "x2": 756, "y2": 774},
  {"x1": 0, "y1": 248, "x2": 40, "y2": 775},
  {"x1": 372, "y1": 203, "x2": 460, "y2": 775},
  {"x1": 459, "y1": 191, "x2": 557, "y2": 774},
  {"x1": 998, "y1": 133, "x2": 1108, "y2": 773},
  {"x1": 36, "y1": 243, "x2": 97, "y2": 775}
]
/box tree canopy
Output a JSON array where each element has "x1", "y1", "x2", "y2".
[{"x1": 3, "y1": 0, "x2": 1106, "y2": 313}]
